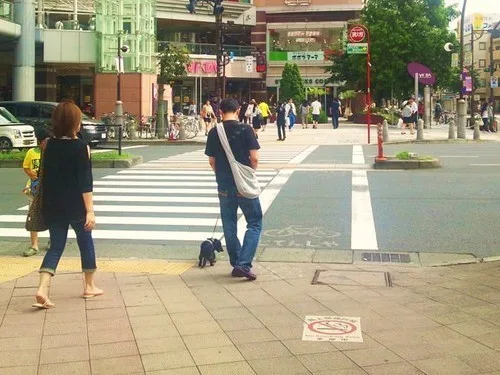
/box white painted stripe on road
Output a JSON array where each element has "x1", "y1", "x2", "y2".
[
  {"x1": 469, "y1": 164, "x2": 500, "y2": 166},
  {"x1": 103, "y1": 175, "x2": 273, "y2": 182},
  {"x1": 439, "y1": 155, "x2": 479, "y2": 158},
  {"x1": 94, "y1": 180, "x2": 269, "y2": 187},
  {"x1": 0, "y1": 215, "x2": 221, "y2": 227},
  {"x1": 94, "y1": 187, "x2": 217, "y2": 195},
  {"x1": 288, "y1": 145, "x2": 318, "y2": 164},
  {"x1": 351, "y1": 170, "x2": 378, "y2": 250},
  {"x1": 352, "y1": 145, "x2": 365, "y2": 164},
  {"x1": 121, "y1": 170, "x2": 277, "y2": 176},
  {"x1": 91, "y1": 145, "x2": 148, "y2": 154},
  {"x1": 93, "y1": 195, "x2": 219, "y2": 203},
  {"x1": 18, "y1": 204, "x2": 220, "y2": 214},
  {"x1": 0, "y1": 228, "x2": 223, "y2": 241}
]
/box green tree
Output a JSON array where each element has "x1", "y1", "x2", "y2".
[
  {"x1": 280, "y1": 63, "x2": 305, "y2": 104},
  {"x1": 327, "y1": 0, "x2": 459, "y2": 102},
  {"x1": 156, "y1": 43, "x2": 191, "y2": 138}
]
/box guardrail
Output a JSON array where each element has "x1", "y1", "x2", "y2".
[
  {"x1": 158, "y1": 41, "x2": 253, "y2": 57},
  {"x1": 0, "y1": 0, "x2": 14, "y2": 22}
]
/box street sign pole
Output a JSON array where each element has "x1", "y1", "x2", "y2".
[{"x1": 367, "y1": 32, "x2": 372, "y2": 146}]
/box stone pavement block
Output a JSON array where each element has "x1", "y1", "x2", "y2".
[
  {"x1": 201, "y1": 299, "x2": 243, "y2": 311},
  {"x1": 189, "y1": 345, "x2": 244, "y2": 366},
  {"x1": 226, "y1": 328, "x2": 277, "y2": 345},
  {"x1": 267, "y1": 325, "x2": 303, "y2": 341},
  {"x1": 42, "y1": 297, "x2": 85, "y2": 312},
  {"x1": 88, "y1": 328, "x2": 135, "y2": 345},
  {"x1": 458, "y1": 350, "x2": 500, "y2": 373},
  {"x1": 389, "y1": 342, "x2": 444, "y2": 361},
  {"x1": 282, "y1": 338, "x2": 336, "y2": 355},
  {"x1": 297, "y1": 351, "x2": 358, "y2": 373},
  {"x1": 91, "y1": 355, "x2": 145, "y2": 375},
  {"x1": 162, "y1": 301, "x2": 208, "y2": 314},
  {"x1": 333, "y1": 334, "x2": 381, "y2": 351},
  {"x1": 170, "y1": 310, "x2": 214, "y2": 324},
  {"x1": 136, "y1": 336, "x2": 186, "y2": 355},
  {"x1": 122, "y1": 291, "x2": 162, "y2": 307},
  {"x1": 38, "y1": 361, "x2": 91, "y2": 375},
  {"x1": 127, "y1": 305, "x2": 167, "y2": 317},
  {"x1": 40, "y1": 345, "x2": 89, "y2": 364},
  {"x1": 0, "y1": 323, "x2": 43, "y2": 338},
  {"x1": 0, "y1": 349, "x2": 39, "y2": 367},
  {"x1": 129, "y1": 314, "x2": 174, "y2": 327},
  {"x1": 45, "y1": 310, "x2": 86, "y2": 323},
  {"x1": 176, "y1": 320, "x2": 223, "y2": 336},
  {"x1": 422, "y1": 309, "x2": 473, "y2": 325},
  {"x1": 257, "y1": 313, "x2": 304, "y2": 327},
  {"x1": 474, "y1": 331, "x2": 500, "y2": 350},
  {"x1": 249, "y1": 356, "x2": 310, "y2": 375},
  {"x1": 86, "y1": 307, "x2": 128, "y2": 320},
  {"x1": 85, "y1": 297, "x2": 125, "y2": 310},
  {"x1": 43, "y1": 321, "x2": 87, "y2": 336},
  {"x1": 141, "y1": 350, "x2": 195, "y2": 372},
  {"x1": 248, "y1": 304, "x2": 290, "y2": 318},
  {"x1": 12, "y1": 287, "x2": 37, "y2": 297},
  {"x1": 146, "y1": 368, "x2": 201, "y2": 375},
  {"x1": 42, "y1": 333, "x2": 88, "y2": 349},
  {"x1": 87, "y1": 317, "x2": 131, "y2": 332},
  {"x1": 259, "y1": 248, "x2": 315, "y2": 262},
  {"x1": 15, "y1": 277, "x2": 39, "y2": 288},
  {"x1": 236, "y1": 341, "x2": 292, "y2": 360},
  {"x1": 217, "y1": 316, "x2": 264, "y2": 331},
  {"x1": 363, "y1": 362, "x2": 424, "y2": 375},
  {"x1": 447, "y1": 319, "x2": 500, "y2": 338},
  {"x1": 0, "y1": 365, "x2": 37, "y2": 375},
  {"x1": 411, "y1": 356, "x2": 476, "y2": 375},
  {"x1": 343, "y1": 347, "x2": 404, "y2": 367},
  {"x1": 0, "y1": 337, "x2": 41, "y2": 351},
  {"x1": 313, "y1": 249, "x2": 354, "y2": 264},
  {"x1": 182, "y1": 332, "x2": 233, "y2": 351},
  {"x1": 198, "y1": 361, "x2": 256, "y2": 375},
  {"x1": 313, "y1": 369, "x2": 368, "y2": 375},
  {"x1": 203, "y1": 306, "x2": 254, "y2": 321},
  {"x1": 132, "y1": 323, "x2": 180, "y2": 340},
  {"x1": 90, "y1": 340, "x2": 139, "y2": 360}
]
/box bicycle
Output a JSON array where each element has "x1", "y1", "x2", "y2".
[{"x1": 170, "y1": 113, "x2": 199, "y2": 140}]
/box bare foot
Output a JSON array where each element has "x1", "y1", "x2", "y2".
[
  {"x1": 32, "y1": 293, "x2": 54, "y2": 309},
  {"x1": 83, "y1": 287, "x2": 104, "y2": 299}
]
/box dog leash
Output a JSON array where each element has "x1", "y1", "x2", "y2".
[{"x1": 211, "y1": 215, "x2": 220, "y2": 239}]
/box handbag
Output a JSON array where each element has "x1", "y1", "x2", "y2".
[
  {"x1": 216, "y1": 123, "x2": 261, "y2": 199},
  {"x1": 25, "y1": 151, "x2": 48, "y2": 232}
]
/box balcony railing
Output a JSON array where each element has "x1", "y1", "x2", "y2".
[
  {"x1": 158, "y1": 41, "x2": 253, "y2": 57},
  {"x1": 0, "y1": 0, "x2": 14, "y2": 22}
]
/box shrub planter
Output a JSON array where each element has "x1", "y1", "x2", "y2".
[
  {"x1": 348, "y1": 113, "x2": 385, "y2": 124},
  {"x1": 374, "y1": 156, "x2": 441, "y2": 170},
  {"x1": 0, "y1": 156, "x2": 142, "y2": 169}
]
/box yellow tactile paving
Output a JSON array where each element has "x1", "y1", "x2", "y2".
[{"x1": 0, "y1": 256, "x2": 193, "y2": 283}]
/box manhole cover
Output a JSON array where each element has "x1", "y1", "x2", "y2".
[{"x1": 312, "y1": 270, "x2": 392, "y2": 287}]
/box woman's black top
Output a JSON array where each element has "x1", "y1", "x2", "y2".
[{"x1": 41, "y1": 138, "x2": 93, "y2": 224}]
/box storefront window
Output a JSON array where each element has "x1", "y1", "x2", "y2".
[{"x1": 269, "y1": 27, "x2": 343, "y2": 62}]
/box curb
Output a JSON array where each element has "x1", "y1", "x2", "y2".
[
  {"x1": 0, "y1": 156, "x2": 142, "y2": 169},
  {"x1": 106, "y1": 140, "x2": 205, "y2": 146},
  {"x1": 384, "y1": 139, "x2": 492, "y2": 145},
  {"x1": 373, "y1": 157, "x2": 441, "y2": 170}
]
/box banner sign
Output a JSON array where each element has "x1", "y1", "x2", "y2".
[{"x1": 407, "y1": 62, "x2": 436, "y2": 85}]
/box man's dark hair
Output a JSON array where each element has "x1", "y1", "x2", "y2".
[
  {"x1": 35, "y1": 127, "x2": 51, "y2": 143},
  {"x1": 219, "y1": 98, "x2": 240, "y2": 113}
]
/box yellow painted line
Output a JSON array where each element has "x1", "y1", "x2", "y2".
[{"x1": 0, "y1": 257, "x2": 193, "y2": 283}]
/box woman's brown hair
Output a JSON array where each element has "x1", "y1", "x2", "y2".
[{"x1": 52, "y1": 100, "x2": 82, "y2": 138}]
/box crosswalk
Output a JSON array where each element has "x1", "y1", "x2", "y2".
[{"x1": 0, "y1": 146, "x2": 314, "y2": 242}]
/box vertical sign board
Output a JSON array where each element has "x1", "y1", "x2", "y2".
[
  {"x1": 491, "y1": 76, "x2": 498, "y2": 89},
  {"x1": 245, "y1": 56, "x2": 254, "y2": 73}
]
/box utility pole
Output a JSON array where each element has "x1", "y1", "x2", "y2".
[
  {"x1": 459, "y1": 0, "x2": 467, "y2": 100},
  {"x1": 490, "y1": 21, "x2": 500, "y2": 123}
]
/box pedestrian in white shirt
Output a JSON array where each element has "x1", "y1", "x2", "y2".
[
  {"x1": 410, "y1": 97, "x2": 418, "y2": 128},
  {"x1": 311, "y1": 98, "x2": 321, "y2": 129}
]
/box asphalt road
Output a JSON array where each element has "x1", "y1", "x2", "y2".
[{"x1": 0, "y1": 142, "x2": 498, "y2": 260}]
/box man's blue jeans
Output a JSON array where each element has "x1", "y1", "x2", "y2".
[
  {"x1": 39, "y1": 220, "x2": 97, "y2": 275},
  {"x1": 218, "y1": 191, "x2": 262, "y2": 271},
  {"x1": 332, "y1": 115, "x2": 339, "y2": 129}
]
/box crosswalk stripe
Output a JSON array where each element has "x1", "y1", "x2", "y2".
[
  {"x1": 94, "y1": 187, "x2": 218, "y2": 195},
  {"x1": 92, "y1": 195, "x2": 219, "y2": 203},
  {"x1": 0, "y1": 215, "x2": 221, "y2": 227},
  {"x1": 94, "y1": 181, "x2": 269, "y2": 187},
  {"x1": 103, "y1": 175, "x2": 274, "y2": 181},
  {"x1": 0, "y1": 228, "x2": 223, "y2": 241},
  {"x1": 120, "y1": 170, "x2": 277, "y2": 175},
  {"x1": 18, "y1": 204, "x2": 220, "y2": 214}
]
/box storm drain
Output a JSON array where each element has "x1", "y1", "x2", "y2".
[
  {"x1": 312, "y1": 270, "x2": 392, "y2": 287},
  {"x1": 361, "y1": 252, "x2": 411, "y2": 264}
]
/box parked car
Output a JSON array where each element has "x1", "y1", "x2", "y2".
[
  {"x1": 0, "y1": 101, "x2": 107, "y2": 147},
  {"x1": 0, "y1": 107, "x2": 37, "y2": 150}
]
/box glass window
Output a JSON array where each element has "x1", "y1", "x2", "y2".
[
  {"x1": 479, "y1": 42, "x2": 486, "y2": 50},
  {"x1": 479, "y1": 59, "x2": 486, "y2": 68},
  {"x1": 16, "y1": 104, "x2": 38, "y2": 118},
  {"x1": 39, "y1": 105, "x2": 54, "y2": 119}
]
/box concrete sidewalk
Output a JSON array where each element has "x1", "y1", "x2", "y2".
[{"x1": 0, "y1": 259, "x2": 499, "y2": 375}]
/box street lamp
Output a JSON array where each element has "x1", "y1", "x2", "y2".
[{"x1": 115, "y1": 34, "x2": 130, "y2": 155}]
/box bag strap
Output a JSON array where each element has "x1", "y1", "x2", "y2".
[{"x1": 216, "y1": 123, "x2": 236, "y2": 164}]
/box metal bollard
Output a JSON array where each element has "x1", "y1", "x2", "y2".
[
  {"x1": 473, "y1": 120, "x2": 481, "y2": 140},
  {"x1": 178, "y1": 121, "x2": 186, "y2": 140},
  {"x1": 448, "y1": 119, "x2": 456, "y2": 140},
  {"x1": 382, "y1": 120, "x2": 389, "y2": 142},
  {"x1": 417, "y1": 119, "x2": 424, "y2": 140}
]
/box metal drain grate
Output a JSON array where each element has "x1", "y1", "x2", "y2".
[
  {"x1": 361, "y1": 252, "x2": 411, "y2": 263},
  {"x1": 312, "y1": 270, "x2": 392, "y2": 287}
]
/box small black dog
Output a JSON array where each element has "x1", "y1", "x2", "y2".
[{"x1": 198, "y1": 238, "x2": 224, "y2": 268}]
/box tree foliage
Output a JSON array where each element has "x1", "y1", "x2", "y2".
[
  {"x1": 280, "y1": 63, "x2": 305, "y2": 104},
  {"x1": 327, "y1": 0, "x2": 459, "y2": 102},
  {"x1": 157, "y1": 43, "x2": 191, "y2": 85}
]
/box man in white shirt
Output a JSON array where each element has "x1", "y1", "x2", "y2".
[
  {"x1": 311, "y1": 98, "x2": 321, "y2": 129},
  {"x1": 410, "y1": 97, "x2": 418, "y2": 128}
]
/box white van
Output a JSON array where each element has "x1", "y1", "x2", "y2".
[{"x1": 0, "y1": 107, "x2": 36, "y2": 150}]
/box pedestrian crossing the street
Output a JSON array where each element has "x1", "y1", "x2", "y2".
[
  {"x1": 140, "y1": 145, "x2": 314, "y2": 168},
  {"x1": 0, "y1": 168, "x2": 279, "y2": 243}
]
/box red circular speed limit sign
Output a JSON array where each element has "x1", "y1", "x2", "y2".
[{"x1": 349, "y1": 26, "x2": 367, "y2": 43}]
